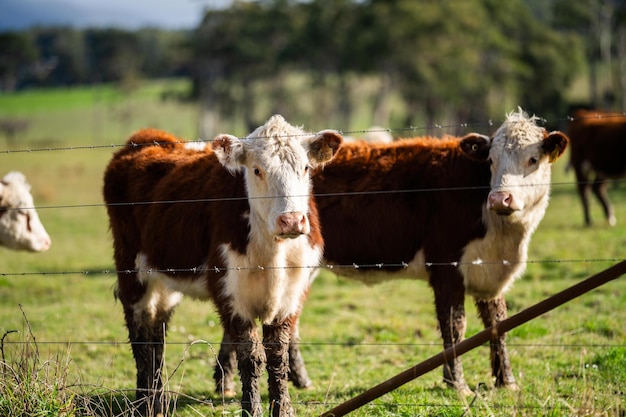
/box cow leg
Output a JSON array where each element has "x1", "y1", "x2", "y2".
[
  {"x1": 288, "y1": 318, "x2": 312, "y2": 389},
  {"x1": 232, "y1": 317, "x2": 264, "y2": 417},
  {"x1": 430, "y1": 269, "x2": 470, "y2": 394},
  {"x1": 263, "y1": 319, "x2": 295, "y2": 417},
  {"x1": 120, "y1": 283, "x2": 176, "y2": 417},
  {"x1": 591, "y1": 177, "x2": 616, "y2": 226},
  {"x1": 475, "y1": 296, "x2": 517, "y2": 388},
  {"x1": 214, "y1": 329, "x2": 237, "y2": 398},
  {"x1": 575, "y1": 168, "x2": 593, "y2": 226},
  {"x1": 215, "y1": 322, "x2": 312, "y2": 394}
]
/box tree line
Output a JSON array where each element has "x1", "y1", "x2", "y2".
[{"x1": 1, "y1": 0, "x2": 625, "y2": 132}]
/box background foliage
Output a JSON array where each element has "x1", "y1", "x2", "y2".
[{"x1": 2, "y1": 0, "x2": 626, "y2": 136}]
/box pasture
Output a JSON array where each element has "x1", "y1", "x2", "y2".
[{"x1": 0, "y1": 82, "x2": 624, "y2": 416}]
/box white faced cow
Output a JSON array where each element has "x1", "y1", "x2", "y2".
[
  {"x1": 103, "y1": 115, "x2": 342, "y2": 417},
  {"x1": 0, "y1": 171, "x2": 51, "y2": 252},
  {"x1": 215, "y1": 109, "x2": 569, "y2": 395}
]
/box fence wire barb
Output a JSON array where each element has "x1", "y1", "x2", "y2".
[
  {"x1": 0, "y1": 257, "x2": 624, "y2": 278},
  {"x1": 2, "y1": 178, "x2": 625, "y2": 213},
  {"x1": 1, "y1": 112, "x2": 626, "y2": 155}
]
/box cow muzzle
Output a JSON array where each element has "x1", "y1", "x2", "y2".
[
  {"x1": 275, "y1": 212, "x2": 308, "y2": 238},
  {"x1": 488, "y1": 191, "x2": 517, "y2": 215}
]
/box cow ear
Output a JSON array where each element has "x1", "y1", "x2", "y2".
[
  {"x1": 307, "y1": 130, "x2": 343, "y2": 165},
  {"x1": 542, "y1": 130, "x2": 569, "y2": 163},
  {"x1": 459, "y1": 133, "x2": 490, "y2": 161},
  {"x1": 213, "y1": 134, "x2": 245, "y2": 172}
]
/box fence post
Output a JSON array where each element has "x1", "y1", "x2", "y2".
[{"x1": 320, "y1": 260, "x2": 626, "y2": 417}]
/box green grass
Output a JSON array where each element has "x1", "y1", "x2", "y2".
[{"x1": 0, "y1": 82, "x2": 625, "y2": 416}]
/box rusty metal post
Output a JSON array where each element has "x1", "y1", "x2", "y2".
[{"x1": 320, "y1": 260, "x2": 626, "y2": 417}]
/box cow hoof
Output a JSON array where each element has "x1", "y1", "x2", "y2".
[
  {"x1": 291, "y1": 377, "x2": 313, "y2": 390},
  {"x1": 501, "y1": 382, "x2": 519, "y2": 391},
  {"x1": 216, "y1": 388, "x2": 237, "y2": 399}
]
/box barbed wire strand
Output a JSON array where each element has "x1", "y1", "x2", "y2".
[
  {"x1": 2, "y1": 177, "x2": 625, "y2": 213},
  {"x1": 1, "y1": 112, "x2": 625, "y2": 155},
  {"x1": 2, "y1": 338, "x2": 624, "y2": 349},
  {"x1": 0, "y1": 257, "x2": 624, "y2": 278}
]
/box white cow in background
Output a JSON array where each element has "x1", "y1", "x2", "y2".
[
  {"x1": 343, "y1": 126, "x2": 394, "y2": 143},
  {"x1": 0, "y1": 171, "x2": 51, "y2": 252}
]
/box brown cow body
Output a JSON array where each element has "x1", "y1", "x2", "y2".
[
  {"x1": 567, "y1": 108, "x2": 626, "y2": 226},
  {"x1": 103, "y1": 116, "x2": 342, "y2": 417},
  {"x1": 216, "y1": 110, "x2": 569, "y2": 395}
]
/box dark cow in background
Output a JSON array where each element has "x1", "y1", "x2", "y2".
[
  {"x1": 567, "y1": 108, "x2": 626, "y2": 226},
  {"x1": 103, "y1": 115, "x2": 342, "y2": 417},
  {"x1": 215, "y1": 109, "x2": 569, "y2": 395}
]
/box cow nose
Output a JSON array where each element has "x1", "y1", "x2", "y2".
[
  {"x1": 276, "y1": 212, "x2": 307, "y2": 237},
  {"x1": 39, "y1": 236, "x2": 51, "y2": 252},
  {"x1": 488, "y1": 191, "x2": 515, "y2": 214}
]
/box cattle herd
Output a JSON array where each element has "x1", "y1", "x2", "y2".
[{"x1": 4, "y1": 105, "x2": 624, "y2": 417}]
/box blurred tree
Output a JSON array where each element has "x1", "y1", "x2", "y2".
[
  {"x1": 84, "y1": 29, "x2": 142, "y2": 83},
  {"x1": 137, "y1": 29, "x2": 190, "y2": 79},
  {"x1": 29, "y1": 27, "x2": 88, "y2": 86},
  {"x1": 552, "y1": 0, "x2": 625, "y2": 110},
  {"x1": 0, "y1": 31, "x2": 38, "y2": 91},
  {"x1": 192, "y1": 0, "x2": 304, "y2": 134}
]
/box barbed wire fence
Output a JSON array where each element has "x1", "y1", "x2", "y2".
[{"x1": 0, "y1": 111, "x2": 625, "y2": 415}]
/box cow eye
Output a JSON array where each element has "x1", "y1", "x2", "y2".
[
  {"x1": 528, "y1": 157, "x2": 538, "y2": 166},
  {"x1": 253, "y1": 166, "x2": 262, "y2": 177},
  {"x1": 304, "y1": 165, "x2": 310, "y2": 175}
]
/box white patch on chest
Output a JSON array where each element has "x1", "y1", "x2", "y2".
[
  {"x1": 458, "y1": 217, "x2": 530, "y2": 300},
  {"x1": 221, "y1": 238, "x2": 321, "y2": 324}
]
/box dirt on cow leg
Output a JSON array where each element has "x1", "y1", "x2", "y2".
[
  {"x1": 288, "y1": 321, "x2": 312, "y2": 389},
  {"x1": 432, "y1": 274, "x2": 471, "y2": 394},
  {"x1": 475, "y1": 296, "x2": 517, "y2": 389},
  {"x1": 125, "y1": 308, "x2": 170, "y2": 417},
  {"x1": 264, "y1": 320, "x2": 295, "y2": 417},
  {"x1": 233, "y1": 318, "x2": 265, "y2": 417},
  {"x1": 214, "y1": 330, "x2": 237, "y2": 398}
]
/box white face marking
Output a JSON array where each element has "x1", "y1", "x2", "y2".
[
  {"x1": 487, "y1": 110, "x2": 552, "y2": 225},
  {"x1": 214, "y1": 115, "x2": 340, "y2": 240},
  {"x1": 0, "y1": 172, "x2": 51, "y2": 252}
]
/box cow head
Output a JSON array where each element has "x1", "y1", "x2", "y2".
[
  {"x1": 0, "y1": 172, "x2": 51, "y2": 252},
  {"x1": 213, "y1": 115, "x2": 343, "y2": 239},
  {"x1": 486, "y1": 109, "x2": 568, "y2": 222}
]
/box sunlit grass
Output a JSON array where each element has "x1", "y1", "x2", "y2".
[{"x1": 0, "y1": 82, "x2": 624, "y2": 416}]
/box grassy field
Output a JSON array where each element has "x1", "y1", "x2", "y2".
[{"x1": 0, "y1": 81, "x2": 624, "y2": 416}]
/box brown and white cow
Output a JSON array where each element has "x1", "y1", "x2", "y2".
[
  {"x1": 0, "y1": 171, "x2": 51, "y2": 252},
  {"x1": 216, "y1": 109, "x2": 568, "y2": 394},
  {"x1": 567, "y1": 108, "x2": 626, "y2": 226},
  {"x1": 103, "y1": 115, "x2": 342, "y2": 417}
]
